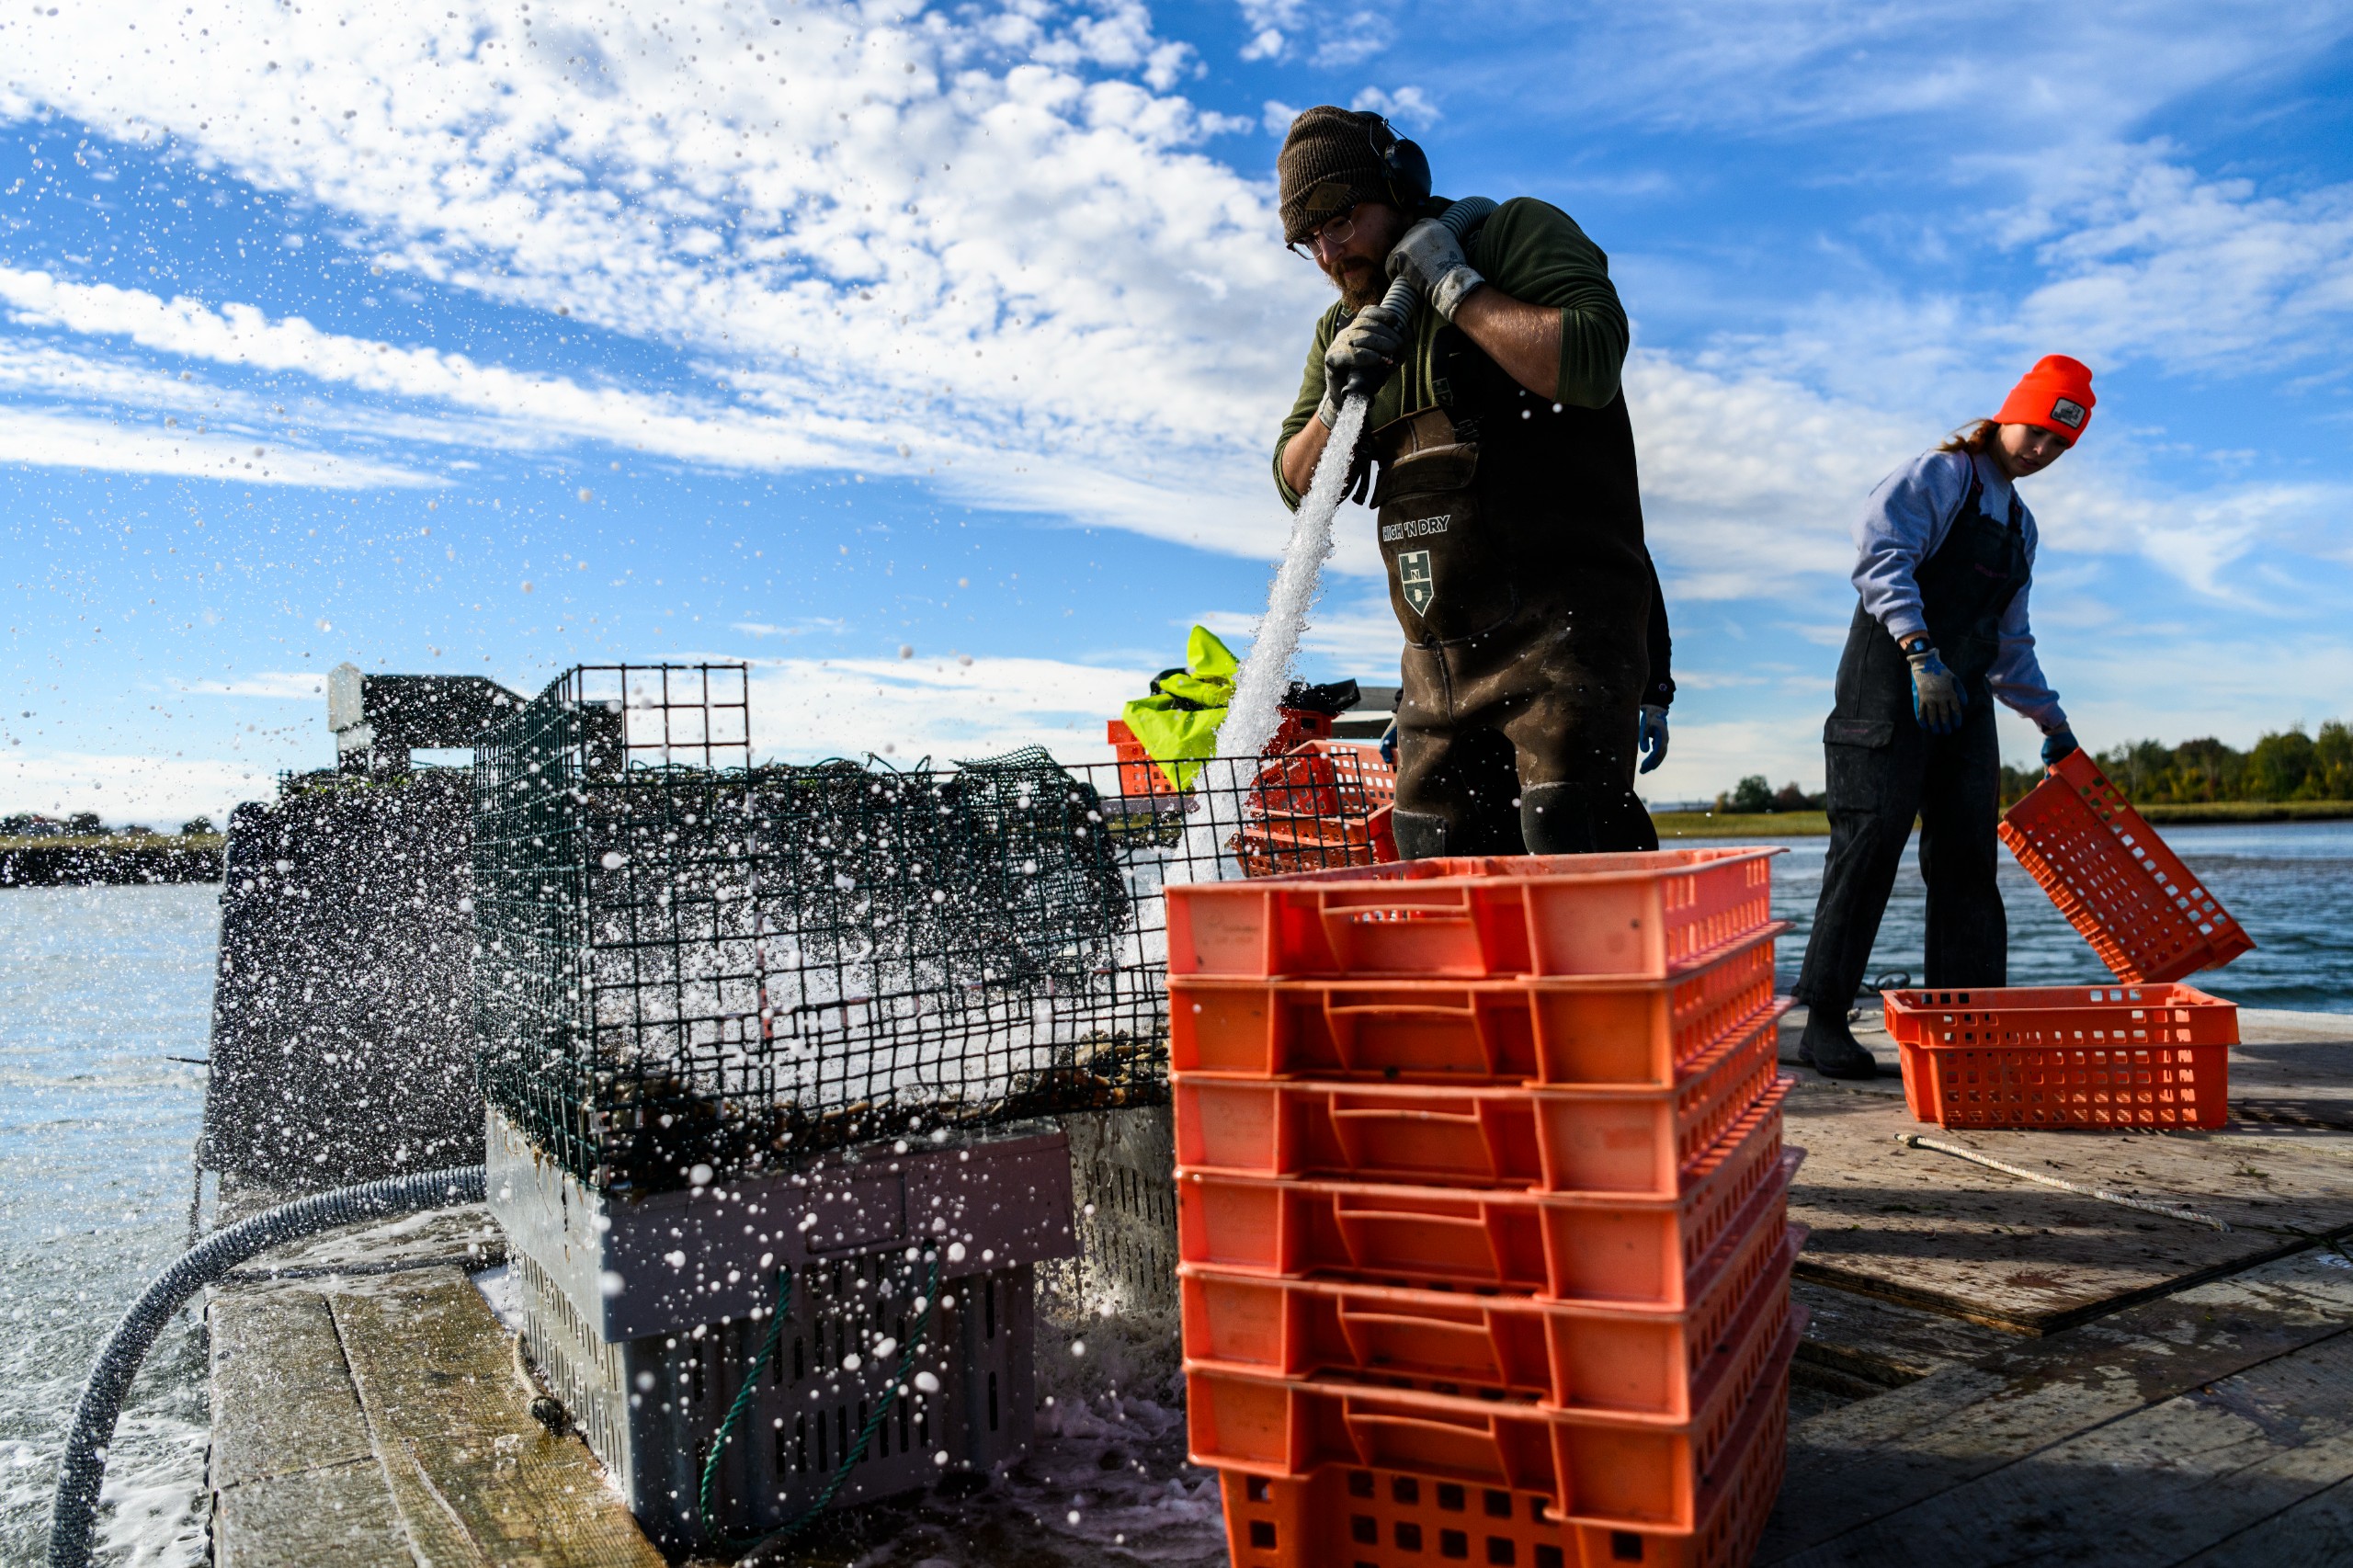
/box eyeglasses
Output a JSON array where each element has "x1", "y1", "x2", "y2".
[{"x1": 1290, "y1": 206, "x2": 1360, "y2": 260}]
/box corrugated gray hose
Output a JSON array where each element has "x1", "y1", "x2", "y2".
[
  {"x1": 48, "y1": 1165, "x2": 487, "y2": 1568},
  {"x1": 1343, "y1": 196, "x2": 1499, "y2": 399}
]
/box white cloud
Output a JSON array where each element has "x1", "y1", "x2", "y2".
[
  {"x1": 1313, "y1": 13, "x2": 1395, "y2": 69},
  {"x1": 0, "y1": 749, "x2": 278, "y2": 824},
  {"x1": 0, "y1": 407, "x2": 438, "y2": 489},
  {"x1": 1236, "y1": 0, "x2": 1306, "y2": 61},
  {"x1": 2005, "y1": 147, "x2": 2353, "y2": 377},
  {"x1": 1428, "y1": 3, "x2": 2353, "y2": 146},
  {"x1": 1350, "y1": 85, "x2": 1439, "y2": 130},
  {"x1": 169, "y1": 673, "x2": 331, "y2": 699},
  {"x1": 1197, "y1": 595, "x2": 1404, "y2": 674},
  {"x1": 1, "y1": 0, "x2": 1326, "y2": 539},
  {"x1": 742, "y1": 653, "x2": 1150, "y2": 765},
  {"x1": 1624, "y1": 349, "x2": 1910, "y2": 601}
]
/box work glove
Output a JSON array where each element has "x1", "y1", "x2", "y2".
[
  {"x1": 1320, "y1": 301, "x2": 1407, "y2": 419},
  {"x1": 1379, "y1": 721, "x2": 1398, "y2": 768},
  {"x1": 2041, "y1": 729, "x2": 2078, "y2": 767},
  {"x1": 1636, "y1": 705, "x2": 1670, "y2": 774},
  {"x1": 1905, "y1": 643, "x2": 1966, "y2": 733},
  {"x1": 1385, "y1": 218, "x2": 1486, "y2": 322}
]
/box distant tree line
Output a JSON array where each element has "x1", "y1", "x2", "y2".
[
  {"x1": 1, "y1": 812, "x2": 216, "y2": 839},
  {"x1": 1713, "y1": 778, "x2": 1827, "y2": 815},
  {"x1": 2075, "y1": 723, "x2": 2353, "y2": 805},
  {"x1": 1715, "y1": 722, "x2": 2353, "y2": 814}
]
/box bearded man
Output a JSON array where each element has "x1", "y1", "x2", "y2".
[{"x1": 1272, "y1": 106, "x2": 1675, "y2": 857}]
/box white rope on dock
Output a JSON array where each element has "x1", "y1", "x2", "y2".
[{"x1": 1893, "y1": 1132, "x2": 2233, "y2": 1233}]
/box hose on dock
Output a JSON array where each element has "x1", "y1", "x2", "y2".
[
  {"x1": 1893, "y1": 1133, "x2": 2231, "y2": 1231},
  {"x1": 47, "y1": 1165, "x2": 486, "y2": 1568}
]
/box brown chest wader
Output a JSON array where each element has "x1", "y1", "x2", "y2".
[
  {"x1": 1373, "y1": 324, "x2": 1658, "y2": 860},
  {"x1": 1793, "y1": 463, "x2": 2030, "y2": 1019}
]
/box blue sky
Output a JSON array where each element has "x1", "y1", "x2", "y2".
[{"x1": 4, "y1": 0, "x2": 2351, "y2": 824}]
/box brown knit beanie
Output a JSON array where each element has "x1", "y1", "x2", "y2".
[{"x1": 1277, "y1": 106, "x2": 1392, "y2": 245}]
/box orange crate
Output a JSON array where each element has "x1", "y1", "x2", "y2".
[
  {"x1": 1108, "y1": 718, "x2": 1168, "y2": 798},
  {"x1": 1883, "y1": 983, "x2": 2234, "y2": 1130},
  {"x1": 1233, "y1": 742, "x2": 1400, "y2": 878},
  {"x1": 1169, "y1": 927, "x2": 1786, "y2": 1088},
  {"x1": 1189, "y1": 1304, "x2": 1802, "y2": 1537},
  {"x1": 1110, "y1": 711, "x2": 1338, "y2": 798},
  {"x1": 1166, "y1": 846, "x2": 1780, "y2": 980},
  {"x1": 1234, "y1": 812, "x2": 1400, "y2": 878},
  {"x1": 1214, "y1": 1314, "x2": 1793, "y2": 1568},
  {"x1": 1248, "y1": 741, "x2": 1398, "y2": 819},
  {"x1": 1173, "y1": 1007, "x2": 1788, "y2": 1196},
  {"x1": 1176, "y1": 1094, "x2": 1798, "y2": 1308},
  {"x1": 1999, "y1": 751, "x2": 2254, "y2": 983},
  {"x1": 1180, "y1": 1172, "x2": 1801, "y2": 1416}
]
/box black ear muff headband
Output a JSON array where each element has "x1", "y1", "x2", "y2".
[{"x1": 1366, "y1": 114, "x2": 1431, "y2": 210}]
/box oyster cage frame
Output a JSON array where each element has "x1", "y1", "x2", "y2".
[{"x1": 471, "y1": 663, "x2": 1385, "y2": 1194}]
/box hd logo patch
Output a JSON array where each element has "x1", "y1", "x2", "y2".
[
  {"x1": 1397, "y1": 550, "x2": 1435, "y2": 617},
  {"x1": 2050, "y1": 396, "x2": 2086, "y2": 430}
]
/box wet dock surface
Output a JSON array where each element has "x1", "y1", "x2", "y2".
[
  {"x1": 206, "y1": 1207, "x2": 665, "y2": 1568},
  {"x1": 204, "y1": 1009, "x2": 2353, "y2": 1566},
  {"x1": 1767, "y1": 1006, "x2": 2353, "y2": 1565}
]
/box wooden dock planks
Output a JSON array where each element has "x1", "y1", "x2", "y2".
[
  {"x1": 332, "y1": 1271, "x2": 663, "y2": 1568},
  {"x1": 206, "y1": 1208, "x2": 663, "y2": 1568},
  {"x1": 1763, "y1": 1246, "x2": 2353, "y2": 1564},
  {"x1": 210, "y1": 1289, "x2": 413, "y2": 1568},
  {"x1": 1782, "y1": 1080, "x2": 2353, "y2": 1332},
  {"x1": 1768, "y1": 1006, "x2": 2353, "y2": 1566}
]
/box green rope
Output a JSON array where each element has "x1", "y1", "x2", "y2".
[
  {"x1": 699, "y1": 1252, "x2": 945, "y2": 1557},
  {"x1": 699, "y1": 1265, "x2": 796, "y2": 1539}
]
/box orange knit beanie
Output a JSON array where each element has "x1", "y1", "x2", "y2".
[{"x1": 1995, "y1": 355, "x2": 2096, "y2": 445}]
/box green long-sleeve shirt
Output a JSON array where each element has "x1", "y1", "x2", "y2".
[{"x1": 1272, "y1": 195, "x2": 1630, "y2": 510}]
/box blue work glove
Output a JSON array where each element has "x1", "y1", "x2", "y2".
[
  {"x1": 1905, "y1": 643, "x2": 1966, "y2": 733},
  {"x1": 2041, "y1": 729, "x2": 2078, "y2": 767},
  {"x1": 1636, "y1": 705, "x2": 1670, "y2": 774},
  {"x1": 1379, "y1": 720, "x2": 1398, "y2": 768}
]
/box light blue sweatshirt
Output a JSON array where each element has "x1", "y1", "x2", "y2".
[{"x1": 1852, "y1": 449, "x2": 2068, "y2": 734}]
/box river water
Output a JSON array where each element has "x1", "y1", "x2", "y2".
[
  {"x1": 3, "y1": 823, "x2": 2349, "y2": 1561},
  {"x1": 1767, "y1": 820, "x2": 2353, "y2": 1009},
  {"x1": 0, "y1": 886, "x2": 213, "y2": 1567}
]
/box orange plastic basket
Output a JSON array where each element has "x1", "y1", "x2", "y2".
[
  {"x1": 1169, "y1": 927, "x2": 1786, "y2": 1089},
  {"x1": 1247, "y1": 741, "x2": 1399, "y2": 819},
  {"x1": 1234, "y1": 812, "x2": 1402, "y2": 877},
  {"x1": 1189, "y1": 1304, "x2": 1801, "y2": 1538},
  {"x1": 1882, "y1": 983, "x2": 2235, "y2": 1130},
  {"x1": 1108, "y1": 710, "x2": 1337, "y2": 798},
  {"x1": 1213, "y1": 1320, "x2": 1793, "y2": 1568},
  {"x1": 1172, "y1": 1008, "x2": 1788, "y2": 1197},
  {"x1": 1999, "y1": 751, "x2": 2254, "y2": 983},
  {"x1": 1180, "y1": 1181, "x2": 1801, "y2": 1417},
  {"x1": 1177, "y1": 1096, "x2": 1798, "y2": 1308},
  {"x1": 1166, "y1": 847, "x2": 1781, "y2": 980},
  {"x1": 1231, "y1": 742, "x2": 1400, "y2": 878}
]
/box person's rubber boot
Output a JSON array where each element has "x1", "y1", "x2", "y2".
[{"x1": 1797, "y1": 1008, "x2": 1880, "y2": 1080}]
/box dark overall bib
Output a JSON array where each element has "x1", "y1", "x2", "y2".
[
  {"x1": 1370, "y1": 317, "x2": 1657, "y2": 858},
  {"x1": 1792, "y1": 460, "x2": 2029, "y2": 1016}
]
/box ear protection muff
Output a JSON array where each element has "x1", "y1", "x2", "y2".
[{"x1": 1365, "y1": 114, "x2": 1431, "y2": 210}]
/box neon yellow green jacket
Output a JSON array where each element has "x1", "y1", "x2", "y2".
[{"x1": 1120, "y1": 626, "x2": 1238, "y2": 789}]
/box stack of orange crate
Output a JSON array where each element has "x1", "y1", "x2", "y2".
[
  {"x1": 1165, "y1": 849, "x2": 1805, "y2": 1568},
  {"x1": 1232, "y1": 741, "x2": 1400, "y2": 877}
]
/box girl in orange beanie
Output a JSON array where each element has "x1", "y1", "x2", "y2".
[{"x1": 1790, "y1": 356, "x2": 2093, "y2": 1079}]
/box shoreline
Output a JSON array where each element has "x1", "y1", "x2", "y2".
[
  {"x1": 5, "y1": 799, "x2": 2345, "y2": 873},
  {"x1": 1654, "y1": 800, "x2": 2353, "y2": 838},
  {"x1": 0, "y1": 835, "x2": 225, "y2": 886}
]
